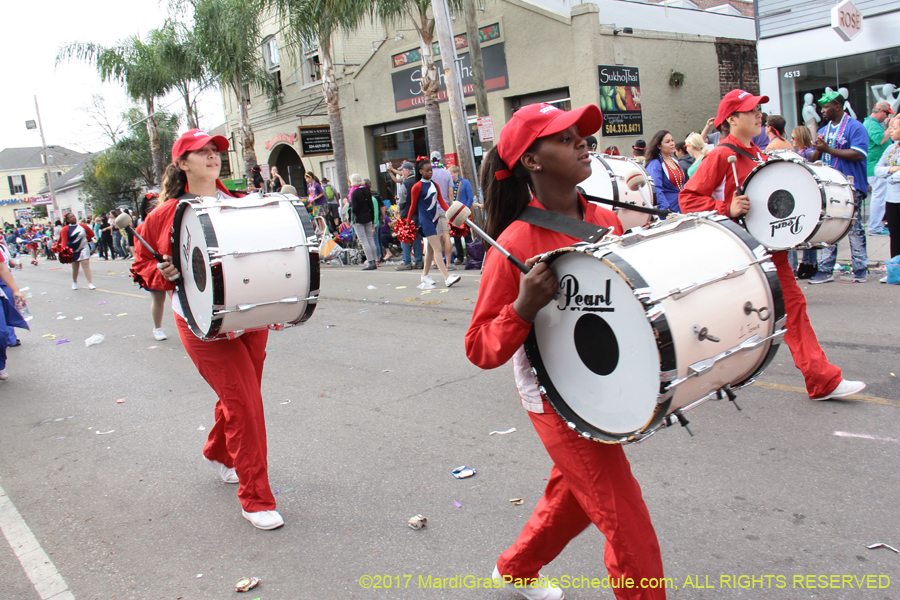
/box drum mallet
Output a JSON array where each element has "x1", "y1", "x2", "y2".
[
  {"x1": 727, "y1": 155, "x2": 741, "y2": 190},
  {"x1": 727, "y1": 156, "x2": 749, "y2": 220},
  {"x1": 621, "y1": 163, "x2": 656, "y2": 211},
  {"x1": 114, "y1": 213, "x2": 166, "y2": 263},
  {"x1": 446, "y1": 201, "x2": 529, "y2": 274}
]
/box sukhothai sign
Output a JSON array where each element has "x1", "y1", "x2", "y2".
[{"x1": 597, "y1": 66, "x2": 644, "y2": 137}]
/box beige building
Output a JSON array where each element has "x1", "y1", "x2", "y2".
[
  {"x1": 221, "y1": 0, "x2": 756, "y2": 200},
  {"x1": 0, "y1": 146, "x2": 88, "y2": 226}
]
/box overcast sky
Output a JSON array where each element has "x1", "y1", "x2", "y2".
[{"x1": 0, "y1": 0, "x2": 225, "y2": 155}]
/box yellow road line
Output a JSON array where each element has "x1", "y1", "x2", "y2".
[
  {"x1": 751, "y1": 381, "x2": 900, "y2": 408},
  {"x1": 91, "y1": 288, "x2": 148, "y2": 300}
]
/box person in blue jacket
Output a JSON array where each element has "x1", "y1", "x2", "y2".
[
  {"x1": 644, "y1": 129, "x2": 685, "y2": 214},
  {"x1": 448, "y1": 165, "x2": 474, "y2": 264}
]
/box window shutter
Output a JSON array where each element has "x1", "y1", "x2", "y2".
[
  {"x1": 7, "y1": 176, "x2": 13, "y2": 195},
  {"x1": 22, "y1": 176, "x2": 27, "y2": 194}
]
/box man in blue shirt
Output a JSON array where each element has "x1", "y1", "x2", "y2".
[
  {"x1": 809, "y1": 90, "x2": 869, "y2": 283},
  {"x1": 448, "y1": 165, "x2": 474, "y2": 265}
]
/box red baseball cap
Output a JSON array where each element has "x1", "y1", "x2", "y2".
[
  {"x1": 171, "y1": 129, "x2": 229, "y2": 164},
  {"x1": 714, "y1": 89, "x2": 770, "y2": 127},
  {"x1": 496, "y1": 103, "x2": 602, "y2": 179}
]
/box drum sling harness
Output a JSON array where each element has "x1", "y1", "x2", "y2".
[{"x1": 516, "y1": 207, "x2": 609, "y2": 243}]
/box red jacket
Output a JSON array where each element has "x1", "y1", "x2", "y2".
[
  {"x1": 465, "y1": 195, "x2": 623, "y2": 370},
  {"x1": 679, "y1": 134, "x2": 766, "y2": 216}
]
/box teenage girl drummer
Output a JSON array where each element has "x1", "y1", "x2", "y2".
[
  {"x1": 466, "y1": 103, "x2": 666, "y2": 600},
  {"x1": 679, "y1": 89, "x2": 865, "y2": 401},
  {"x1": 132, "y1": 130, "x2": 283, "y2": 530}
]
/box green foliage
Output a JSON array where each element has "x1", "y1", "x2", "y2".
[
  {"x1": 191, "y1": 0, "x2": 281, "y2": 109},
  {"x1": 80, "y1": 109, "x2": 181, "y2": 215}
]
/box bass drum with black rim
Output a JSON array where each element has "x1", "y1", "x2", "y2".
[
  {"x1": 524, "y1": 213, "x2": 786, "y2": 443},
  {"x1": 171, "y1": 192, "x2": 320, "y2": 341}
]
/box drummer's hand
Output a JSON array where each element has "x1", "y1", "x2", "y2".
[
  {"x1": 513, "y1": 258, "x2": 558, "y2": 323},
  {"x1": 812, "y1": 136, "x2": 829, "y2": 153},
  {"x1": 729, "y1": 192, "x2": 750, "y2": 219},
  {"x1": 157, "y1": 255, "x2": 181, "y2": 281}
]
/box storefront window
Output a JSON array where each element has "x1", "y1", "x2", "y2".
[
  {"x1": 779, "y1": 46, "x2": 900, "y2": 134},
  {"x1": 373, "y1": 126, "x2": 429, "y2": 201}
]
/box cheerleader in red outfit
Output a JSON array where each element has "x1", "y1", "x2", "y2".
[
  {"x1": 679, "y1": 89, "x2": 865, "y2": 401},
  {"x1": 466, "y1": 103, "x2": 665, "y2": 600},
  {"x1": 132, "y1": 130, "x2": 283, "y2": 530}
]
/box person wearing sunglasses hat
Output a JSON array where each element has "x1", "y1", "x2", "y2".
[
  {"x1": 863, "y1": 100, "x2": 895, "y2": 235},
  {"x1": 466, "y1": 104, "x2": 665, "y2": 600},
  {"x1": 132, "y1": 130, "x2": 284, "y2": 531},
  {"x1": 680, "y1": 89, "x2": 866, "y2": 402}
]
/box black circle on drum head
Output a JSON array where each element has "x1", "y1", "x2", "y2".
[
  {"x1": 573, "y1": 313, "x2": 619, "y2": 376},
  {"x1": 767, "y1": 189, "x2": 795, "y2": 219},
  {"x1": 191, "y1": 246, "x2": 207, "y2": 292}
]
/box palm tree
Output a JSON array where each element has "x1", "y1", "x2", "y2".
[
  {"x1": 260, "y1": 0, "x2": 369, "y2": 196},
  {"x1": 372, "y1": 0, "x2": 463, "y2": 157},
  {"x1": 57, "y1": 36, "x2": 170, "y2": 186},
  {"x1": 150, "y1": 22, "x2": 207, "y2": 130},
  {"x1": 191, "y1": 0, "x2": 281, "y2": 182}
]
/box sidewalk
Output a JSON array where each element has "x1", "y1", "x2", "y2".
[{"x1": 835, "y1": 229, "x2": 892, "y2": 267}]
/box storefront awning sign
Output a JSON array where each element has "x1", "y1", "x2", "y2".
[
  {"x1": 264, "y1": 133, "x2": 297, "y2": 150},
  {"x1": 831, "y1": 0, "x2": 862, "y2": 42}
]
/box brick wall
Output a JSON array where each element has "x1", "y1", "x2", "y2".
[{"x1": 715, "y1": 38, "x2": 759, "y2": 98}]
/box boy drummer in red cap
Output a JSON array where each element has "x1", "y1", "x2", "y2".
[
  {"x1": 466, "y1": 103, "x2": 665, "y2": 600},
  {"x1": 680, "y1": 90, "x2": 865, "y2": 401}
]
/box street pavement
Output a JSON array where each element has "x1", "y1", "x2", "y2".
[{"x1": 0, "y1": 251, "x2": 898, "y2": 600}]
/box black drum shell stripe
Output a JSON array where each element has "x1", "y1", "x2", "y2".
[{"x1": 171, "y1": 200, "x2": 225, "y2": 341}]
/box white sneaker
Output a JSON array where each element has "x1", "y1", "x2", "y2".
[
  {"x1": 812, "y1": 379, "x2": 866, "y2": 401},
  {"x1": 445, "y1": 274, "x2": 461, "y2": 287},
  {"x1": 206, "y1": 458, "x2": 239, "y2": 484},
  {"x1": 72, "y1": 283, "x2": 78, "y2": 290},
  {"x1": 153, "y1": 328, "x2": 167, "y2": 341},
  {"x1": 88, "y1": 283, "x2": 97, "y2": 290},
  {"x1": 881, "y1": 276, "x2": 888, "y2": 284},
  {"x1": 242, "y1": 509, "x2": 284, "y2": 530},
  {"x1": 421, "y1": 274, "x2": 435, "y2": 285},
  {"x1": 491, "y1": 565, "x2": 564, "y2": 600},
  {"x1": 0, "y1": 370, "x2": 8, "y2": 381}
]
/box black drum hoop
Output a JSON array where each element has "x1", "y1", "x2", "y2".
[
  {"x1": 523, "y1": 246, "x2": 675, "y2": 443},
  {"x1": 171, "y1": 200, "x2": 224, "y2": 341}
]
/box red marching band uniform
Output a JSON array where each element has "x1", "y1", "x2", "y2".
[
  {"x1": 132, "y1": 178, "x2": 278, "y2": 516},
  {"x1": 679, "y1": 134, "x2": 843, "y2": 398}
]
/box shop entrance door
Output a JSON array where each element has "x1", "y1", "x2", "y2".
[{"x1": 320, "y1": 161, "x2": 340, "y2": 197}]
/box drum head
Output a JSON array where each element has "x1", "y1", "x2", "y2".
[
  {"x1": 577, "y1": 154, "x2": 617, "y2": 202},
  {"x1": 743, "y1": 161, "x2": 822, "y2": 250},
  {"x1": 174, "y1": 203, "x2": 215, "y2": 337},
  {"x1": 526, "y1": 250, "x2": 663, "y2": 439}
]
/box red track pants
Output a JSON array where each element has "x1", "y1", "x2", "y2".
[
  {"x1": 176, "y1": 316, "x2": 276, "y2": 512},
  {"x1": 497, "y1": 401, "x2": 666, "y2": 600},
  {"x1": 771, "y1": 252, "x2": 843, "y2": 398}
]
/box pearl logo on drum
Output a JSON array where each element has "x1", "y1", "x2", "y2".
[
  {"x1": 556, "y1": 275, "x2": 614, "y2": 312},
  {"x1": 769, "y1": 215, "x2": 804, "y2": 237}
]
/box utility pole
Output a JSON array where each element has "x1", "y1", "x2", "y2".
[
  {"x1": 33, "y1": 96, "x2": 59, "y2": 216},
  {"x1": 432, "y1": 0, "x2": 478, "y2": 190},
  {"x1": 464, "y1": 0, "x2": 491, "y2": 152}
]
